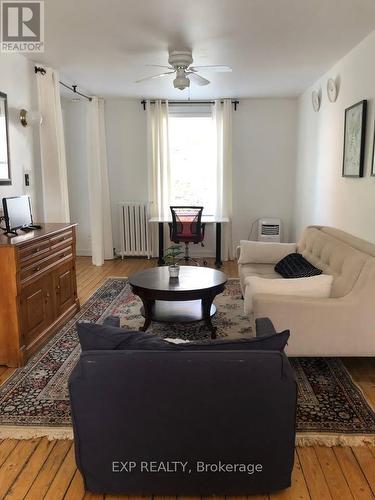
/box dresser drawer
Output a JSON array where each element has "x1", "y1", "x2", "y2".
[
  {"x1": 18, "y1": 238, "x2": 51, "y2": 264},
  {"x1": 19, "y1": 229, "x2": 73, "y2": 269},
  {"x1": 50, "y1": 229, "x2": 73, "y2": 248},
  {"x1": 20, "y1": 246, "x2": 74, "y2": 283}
]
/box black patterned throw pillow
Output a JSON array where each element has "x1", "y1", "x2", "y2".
[{"x1": 275, "y1": 253, "x2": 322, "y2": 278}]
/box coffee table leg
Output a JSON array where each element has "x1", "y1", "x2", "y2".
[
  {"x1": 140, "y1": 298, "x2": 152, "y2": 331},
  {"x1": 202, "y1": 296, "x2": 217, "y2": 339}
]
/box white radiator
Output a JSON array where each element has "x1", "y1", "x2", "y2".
[{"x1": 118, "y1": 202, "x2": 151, "y2": 258}]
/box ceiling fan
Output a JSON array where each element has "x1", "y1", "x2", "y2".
[{"x1": 136, "y1": 50, "x2": 232, "y2": 90}]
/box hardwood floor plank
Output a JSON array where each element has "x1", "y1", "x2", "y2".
[
  {"x1": 297, "y1": 447, "x2": 332, "y2": 500},
  {"x1": 5, "y1": 437, "x2": 56, "y2": 499},
  {"x1": 83, "y1": 492, "x2": 105, "y2": 499},
  {"x1": 333, "y1": 447, "x2": 373, "y2": 500},
  {"x1": 44, "y1": 443, "x2": 77, "y2": 499},
  {"x1": 64, "y1": 468, "x2": 85, "y2": 499},
  {"x1": 342, "y1": 359, "x2": 375, "y2": 384},
  {"x1": 0, "y1": 368, "x2": 16, "y2": 385},
  {"x1": 78, "y1": 264, "x2": 114, "y2": 290},
  {"x1": 351, "y1": 446, "x2": 375, "y2": 495},
  {"x1": 314, "y1": 446, "x2": 353, "y2": 500},
  {"x1": 270, "y1": 451, "x2": 310, "y2": 499},
  {"x1": 24, "y1": 439, "x2": 71, "y2": 500},
  {"x1": 0, "y1": 439, "x2": 18, "y2": 467},
  {"x1": 358, "y1": 382, "x2": 375, "y2": 408},
  {"x1": 0, "y1": 438, "x2": 39, "y2": 498}
]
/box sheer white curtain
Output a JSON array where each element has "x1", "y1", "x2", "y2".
[
  {"x1": 36, "y1": 67, "x2": 70, "y2": 222},
  {"x1": 214, "y1": 99, "x2": 233, "y2": 260},
  {"x1": 147, "y1": 100, "x2": 171, "y2": 256},
  {"x1": 87, "y1": 97, "x2": 114, "y2": 266}
]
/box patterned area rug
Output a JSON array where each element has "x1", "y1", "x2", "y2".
[{"x1": 0, "y1": 277, "x2": 374, "y2": 446}]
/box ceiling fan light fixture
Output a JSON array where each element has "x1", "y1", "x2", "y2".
[
  {"x1": 173, "y1": 68, "x2": 190, "y2": 90},
  {"x1": 136, "y1": 49, "x2": 231, "y2": 89}
]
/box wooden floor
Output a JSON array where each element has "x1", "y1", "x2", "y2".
[{"x1": 0, "y1": 256, "x2": 374, "y2": 499}]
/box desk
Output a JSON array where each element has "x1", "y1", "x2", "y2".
[{"x1": 149, "y1": 216, "x2": 229, "y2": 268}]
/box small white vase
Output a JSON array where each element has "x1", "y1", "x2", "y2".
[{"x1": 169, "y1": 264, "x2": 180, "y2": 278}]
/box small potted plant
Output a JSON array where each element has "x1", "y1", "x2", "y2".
[{"x1": 164, "y1": 244, "x2": 184, "y2": 278}]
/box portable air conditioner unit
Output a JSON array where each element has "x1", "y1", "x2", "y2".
[{"x1": 257, "y1": 218, "x2": 282, "y2": 242}]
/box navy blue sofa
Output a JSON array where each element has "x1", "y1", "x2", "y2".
[{"x1": 69, "y1": 318, "x2": 297, "y2": 495}]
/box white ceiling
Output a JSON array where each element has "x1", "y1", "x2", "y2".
[{"x1": 31, "y1": 0, "x2": 375, "y2": 99}]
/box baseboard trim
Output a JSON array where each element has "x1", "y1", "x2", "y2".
[{"x1": 76, "y1": 249, "x2": 92, "y2": 257}]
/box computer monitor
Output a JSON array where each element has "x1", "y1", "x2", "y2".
[{"x1": 2, "y1": 195, "x2": 33, "y2": 233}]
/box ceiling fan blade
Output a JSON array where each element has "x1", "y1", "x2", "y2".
[
  {"x1": 145, "y1": 64, "x2": 174, "y2": 70},
  {"x1": 190, "y1": 65, "x2": 232, "y2": 72},
  {"x1": 187, "y1": 72, "x2": 210, "y2": 86},
  {"x1": 135, "y1": 71, "x2": 175, "y2": 83}
]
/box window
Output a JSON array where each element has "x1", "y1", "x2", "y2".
[{"x1": 168, "y1": 109, "x2": 217, "y2": 215}]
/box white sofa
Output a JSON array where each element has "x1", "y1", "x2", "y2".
[{"x1": 237, "y1": 226, "x2": 375, "y2": 357}]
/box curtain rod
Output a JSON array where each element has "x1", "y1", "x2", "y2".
[
  {"x1": 141, "y1": 99, "x2": 239, "y2": 111},
  {"x1": 34, "y1": 66, "x2": 93, "y2": 102}
]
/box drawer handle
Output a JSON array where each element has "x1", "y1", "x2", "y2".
[
  {"x1": 33, "y1": 266, "x2": 41, "y2": 272},
  {"x1": 33, "y1": 247, "x2": 40, "y2": 253}
]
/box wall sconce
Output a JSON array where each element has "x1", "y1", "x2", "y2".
[{"x1": 20, "y1": 109, "x2": 43, "y2": 127}]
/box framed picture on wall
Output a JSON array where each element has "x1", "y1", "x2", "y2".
[
  {"x1": 342, "y1": 99, "x2": 367, "y2": 178},
  {"x1": 372, "y1": 121, "x2": 375, "y2": 176}
]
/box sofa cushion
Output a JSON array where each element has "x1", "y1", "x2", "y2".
[
  {"x1": 77, "y1": 321, "x2": 289, "y2": 352},
  {"x1": 244, "y1": 274, "x2": 333, "y2": 314},
  {"x1": 239, "y1": 263, "x2": 281, "y2": 295},
  {"x1": 275, "y1": 253, "x2": 322, "y2": 278},
  {"x1": 77, "y1": 322, "x2": 176, "y2": 351},
  {"x1": 238, "y1": 240, "x2": 297, "y2": 264}
]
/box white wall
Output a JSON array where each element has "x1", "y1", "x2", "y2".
[
  {"x1": 0, "y1": 53, "x2": 43, "y2": 219},
  {"x1": 233, "y1": 99, "x2": 298, "y2": 246},
  {"x1": 63, "y1": 100, "x2": 91, "y2": 255},
  {"x1": 294, "y1": 30, "x2": 375, "y2": 243},
  {"x1": 102, "y1": 98, "x2": 298, "y2": 257},
  {"x1": 104, "y1": 100, "x2": 148, "y2": 252}
]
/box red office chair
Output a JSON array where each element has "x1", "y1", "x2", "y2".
[{"x1": 169, "y1": 206, "x2": 206, "y2": 266}]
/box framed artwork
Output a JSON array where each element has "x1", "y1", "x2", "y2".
[
  {"x1": 342, "y1": 99, "x2": 367, "y2": 178},
  {"x1": 0, "y1": 92, "x2": 11, "y2": 185},
  {"x1": 372, "y1": 122, "x2": 375, "y2": 176}
]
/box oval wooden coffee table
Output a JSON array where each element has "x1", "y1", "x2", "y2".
[{"x1": 129, "y1": 266, "x2": 227, "y2": 338}]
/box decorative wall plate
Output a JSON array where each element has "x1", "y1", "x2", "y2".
[
  {"x1": 327, "y1": 78, "x2": 338, "y2": 102},
  {"x1": 312, "y1": 90, "x2": 320, "y2": 112}
]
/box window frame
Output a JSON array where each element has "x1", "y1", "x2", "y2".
[{"x1": 168, "y1": 105, "x2": 217, "y2": 216}]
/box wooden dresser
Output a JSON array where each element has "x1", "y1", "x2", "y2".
[{"x1": 0, "y1": 223, "x2": 80, "y2": 367}]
